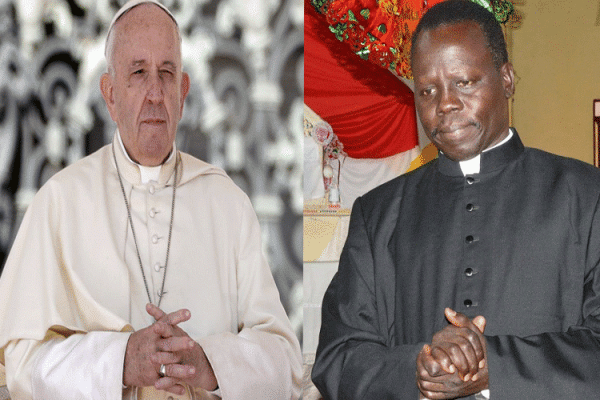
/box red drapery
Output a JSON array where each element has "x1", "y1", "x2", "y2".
[{"x1": 305, "y1": 1, "x2": 419, "y2": 159}]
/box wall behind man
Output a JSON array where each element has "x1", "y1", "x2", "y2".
[{"x1": 510, "y1": 0, "x2": 600, "y2": 164}]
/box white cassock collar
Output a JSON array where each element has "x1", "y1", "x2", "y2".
[{"x1": 116, "y1": 130, "x2": 176, "y2": 184}]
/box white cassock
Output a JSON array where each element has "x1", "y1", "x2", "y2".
[{"x1": 0, "y1": 131, "x2": 302, "y2": 399}]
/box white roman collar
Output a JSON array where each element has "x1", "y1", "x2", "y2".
[{"x1": 459, "y1": 129, "x2": 514, "y2": 176}]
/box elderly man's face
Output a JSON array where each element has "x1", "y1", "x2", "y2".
[
  {"x1": 101, "y1": 4, "x2": 190, "y2": 166},
  {"x1": 412, "y1": 21, "x2": 514, "y2": 162}
]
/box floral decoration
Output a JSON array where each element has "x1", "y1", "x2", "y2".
[
  {"x1": 312, "y1": 121, "x2": 335, "y2": 146},
  {"x1": 310, "y1": 0, "x2": 514, "y2": 79}
]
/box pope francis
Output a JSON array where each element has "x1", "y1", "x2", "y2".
[{"x1": 0, "y1": 0, "x2": 301, "y2": 399}]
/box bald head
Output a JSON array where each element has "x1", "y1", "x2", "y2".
[{"x1": 105, "y1": 1, "x2": 182, "y2": 76}]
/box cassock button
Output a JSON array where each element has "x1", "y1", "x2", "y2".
[
  {"x1": 464, "y1": 299, "x2": 473, "y2": 307},
  {"x1": 466, "y1": 203, "x2": 475, "y2": 212},
  {"x1": 154, "y1": 263, "x2": 162, "y2": 272},
  {"x1": 465, "y1": 268, "x2": 474, "y2": 277},
  {"x1": 149, "y1": 185, "x2": 156, "y2": 194},
  {"x1": 152, "y1": 234, "x2": 159, "y2": 244},
  {"x1": 465, "y1": 235, "x2": 475, "y2": 243},
  {"x1": 149, "y1": 209, "x2": 156, "y2": 218},
  {"x1": 466, "y1": 177, "x2": 476, "y2": 185}
]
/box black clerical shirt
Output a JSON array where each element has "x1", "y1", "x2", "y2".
[{"x1": 312, "y1": 130, "x2": 600, "y2": 399}]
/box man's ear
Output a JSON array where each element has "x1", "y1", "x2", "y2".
[
  {"x1": 179, "y1": 72, "x2": 191, "y2": 117},
  {"x1": 100, "y1": 73, "x2": 117, "y2": 121},
  {"x1": 501, "y1": 62, "x2": 515, "y2": 98}
]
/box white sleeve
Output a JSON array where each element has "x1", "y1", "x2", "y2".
[
  {"x1": 199, "y1": 329, "x2": 300, "y2": 399},
  {"x1": 196, "y1": 197, "x2": 301, "y2": 400},
  {"x1": 30, "y1": 331, "x2": 130, "y2": 399}
]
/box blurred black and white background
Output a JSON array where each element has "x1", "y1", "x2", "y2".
[{"x1": 0, "y1": 0, "x2": 303, "y2": 341}]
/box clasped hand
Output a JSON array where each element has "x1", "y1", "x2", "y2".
[
  {"x1": 416, "y1": 308, "x2": 488, "y2": 400},
  {"x1": 123, "y1": 303, "x2": 218, "y2": 395}
]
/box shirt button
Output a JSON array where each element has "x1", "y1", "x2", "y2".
[
  {"x1": 464, "y1": 299, "x2": 473, "y2": 307},
  {"x1": 152, "y1": 234, "x2": 159, "y2": 244},
  {"x1": 466, "y1": 203, "x2": 475, "y2": 212},
  {"x1": 154, "y1": 263, "x2": 162, "y2": 272},
  {"x1": 149, "y1": 208, "x2": 156, "y2": 218},
  {"x1": 465, "y1": 235, "x2": 474, "y2": 243},
  {"x1": 149, "y1": 185, "x2": 155, "y2": 194},
  {"x1": 465, "y1": 268, "x2": 474, "y2": 277}
]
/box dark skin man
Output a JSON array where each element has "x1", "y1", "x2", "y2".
[{"x1": 411, "y1": 19, "x2": 515, "y2": 400}]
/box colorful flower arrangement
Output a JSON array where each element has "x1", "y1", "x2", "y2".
[{"x1": 310, "y1": 0, "x2": 515, "y2": 79}]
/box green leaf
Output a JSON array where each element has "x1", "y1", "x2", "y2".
[
  {"x1": 347, "y1": 10, "x2": 357, "y2": 23},
  {"x1": 329, "y1": 23, "x2": 347, "y2": 41},
  {"x1": 356, "y1": 48, "x2": 370, "y2": 60}
]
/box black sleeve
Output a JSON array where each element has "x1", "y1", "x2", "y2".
[
  {"x1": 311, "y1": 199, "x2": 423, "y2": 400},
  {"x1": 485, "y1": 194, "x2": 600, "y2": 399}
]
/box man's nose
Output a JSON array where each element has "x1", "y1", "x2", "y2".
[
  {"x1": 146, "y1": 71, "x2": 164, "y2": 103},
  {"x1": 436, "y1": 86, "x2": 462, "y2": 115}
]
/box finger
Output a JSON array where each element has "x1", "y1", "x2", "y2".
[
  {"x1": 420, "y1": 390, "x2": 442, "y2": 400},
  {"x1": 423, "y1": 343, "x2": 432, "y2": 356},
  {"x1": 470, "y1": 369, "x2": 482, "y2": 382},
  {"x1": 423, "y1": 344, "x2": 455, "y2": 375},
  {"x1": 418, "y1": 369, "x2": 468, "y2": 399},
  {"x1": 444, "y1": 339, "x2": 478, "y2": 380},
  {"x1": 418, "y1": 381, "x2": 450, "y2": 400},
  {"x1": 445, "y1": 308, "x2": 470, "y2": 328},
  {"x1": 164, "y1": 363, "x2": 197, "y2": 380},
  {"x1": 417, "y1": 344, "x2": 451, "y2": 378},
  {"x1": 151, "y1": 351, "x2": 182, "y2": 365},
  {"x1": 472, "y1": 315, "x2": 486, "y2": 333},
  {"x1": 164, "y1": 384, "x2": 188, "y2": 396},
  {"x1": 430, "y1": 330, "x2": 479, "y2": 380},
  {"x1": 153, "y1": 320, "x2": 176, "y2": 338},
  {"x1": 162, "y1": 309, "x2": 192, "y2": 326},
  {"x1": 146, "y1": 303, "x2": 167, "y2": 321},
  {"x1": 418, "y1": 376, "x2": 452, "y2": 392},
  {"x1": 444, "y1": 309, "x2": 485, "y2": 372},
  {"x1": 157, "y1": 336, "x2": 196, "y2": 353},
  {"x1": 470, "y1": 360, "x2": 489, "y2": 382},
  {"x1": 472, "y1": 315, "x2": 487, "y2": 369},
  {"x1": 431, "y1": 345, "x2": 468, "y2": 377},
  {"x1": 417, "y1": 368, "x2": 460, "y2": 386},
  {"x1": 418, "y1": 382, "x2": 459, "y2": 400},
  {"x1": 445, "y1": 308, "x2": 485, "y2": 345},
  {"x1": 155, "y1": 378, "x2": 187, "y2": 395}
]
